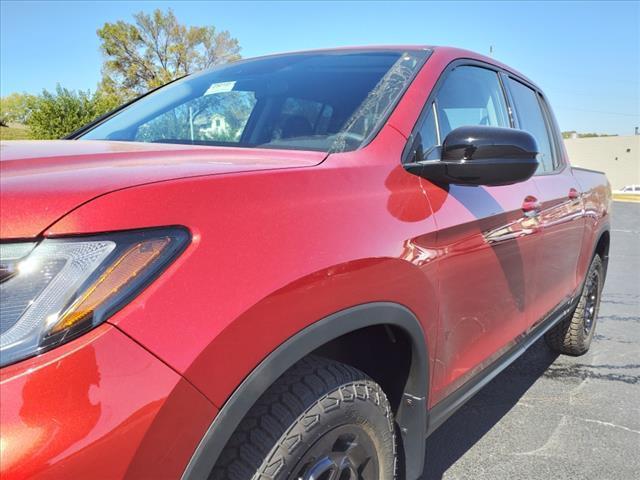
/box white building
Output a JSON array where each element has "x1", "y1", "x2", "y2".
[
  {"x1": 564, "y1": 135, "x2": 639, "y2": 190},
  {"x1": 200, "y1": 114, "x2": 230, "y2": 139}
]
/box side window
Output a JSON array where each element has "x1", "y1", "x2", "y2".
[
  {"x1": 538, "y1": 95, "x2": 564, "y2": 170},
  {"x1": 435, "y1": 66, "x2": 510, "y2": 139},
  {"x1": 507, "y1": 78, "x2": 555, "y2": 173},
  {"x1": 417, "y1": 103, "x2": 438, "y2": 157}
]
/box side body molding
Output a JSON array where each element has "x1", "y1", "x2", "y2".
[{"x1": 181, "y1": 302, "x2": 429, "y2": 480}]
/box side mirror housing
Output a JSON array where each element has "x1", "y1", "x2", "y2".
[{"x1": 406, "y1": 125, "x2": 539, "y2": 186}]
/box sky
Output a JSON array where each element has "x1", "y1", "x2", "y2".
[{"x1": 1, "y1": 1, "x2": 638, "y2": 135}]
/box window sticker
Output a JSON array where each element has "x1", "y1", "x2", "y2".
[{"x1": 204, "y1": 81, "x2": 236, "y2": 96}]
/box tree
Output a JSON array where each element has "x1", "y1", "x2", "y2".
[
  {"x1": 562, "y1": 130, "x2": 618, "y2": 139},
  {"x1": 26, "y1": 85, "x2": 121, "y2": 139},
  {"x1": 97, "y1": 8, "x2": 241, "y2": 99},
  {"x1": 0, "y1": 92, "x2": 36, "y2": 125}
]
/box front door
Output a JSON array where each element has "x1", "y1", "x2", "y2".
[{"x1": 411, "y1": 64, "x2": 544, "y2": 402}]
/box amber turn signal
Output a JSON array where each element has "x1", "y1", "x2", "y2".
[{"x1": 52, "y1": 237, "x2": 172, "y2": 333}]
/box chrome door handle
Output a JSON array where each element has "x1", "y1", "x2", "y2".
[
  {"x1": 522, "y1": 195, "x2": 542, "y2": 217},
  {"x1": 569, "y1": 188, "x2": 580, "y2": 200}
]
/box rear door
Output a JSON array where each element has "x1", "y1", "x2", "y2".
[
  {"x1": 412, "y1": 64, "x2": 544, "y2": 401},
  {"x1": 505, "y1": 77, "x2": 585, "y2": 326}
]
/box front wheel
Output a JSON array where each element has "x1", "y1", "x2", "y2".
[
  {"x1": 211, "y1": 356, "x2": 398, "y2": 480},
  {"x1": 545, "y1": 254, "x2": 604, "y2": 355}
]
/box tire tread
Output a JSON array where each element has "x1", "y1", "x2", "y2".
[{"x1": 210, "y1": 355, "x2": 396, "y2": 480}]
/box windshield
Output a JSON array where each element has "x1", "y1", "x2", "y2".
[{"x1": 80, "y1": 49, "x2": 430, "y2": 152}]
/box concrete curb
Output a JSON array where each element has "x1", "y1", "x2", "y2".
[{"x1": 612, "y1": 194, "x2": 640, "y2": 203}]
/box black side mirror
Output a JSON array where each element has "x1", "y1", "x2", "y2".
[{"x1": 405, "y1": 125, "x2": 539, "y2": 186}]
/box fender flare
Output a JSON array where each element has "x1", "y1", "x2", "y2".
[
  {"x1": 181, "y1": 302, "x2": 429, "y2": 480},
  {"x1": 584, "y1": 222, "x2": 611, "y2": 282}
]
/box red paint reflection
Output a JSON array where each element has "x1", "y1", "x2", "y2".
[{"x1": 5, "y1": 347, "x2": 101, "y2": 476}]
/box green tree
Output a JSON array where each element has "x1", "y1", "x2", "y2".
[
  {"x1": 26, "y1": 85, "x2": 120, "y2": 139},
  {"x1": 562, "y1": 130, "x2": 618, "y2": 139},
  {"x1": 0, "y1": 92, "x2": 36, "y2": 125},
  {"x1": 97, "y1": 8, "x2": 241, "y2": 98}
]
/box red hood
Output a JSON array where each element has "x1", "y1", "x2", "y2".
[{"x1": 0, "y1": 140, "x2": 324, "y2": 239}]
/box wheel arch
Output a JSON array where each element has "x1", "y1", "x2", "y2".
[
  {"x1": 181, "y1": 302, "x2": 428, "y2": 480},
  {"x1": 594, "y1": 228, "x2": 610, "y2": 274}
]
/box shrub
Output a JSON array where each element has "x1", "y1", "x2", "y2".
[{"x1": 25, "y1": 86, "x2": 122, "y2": 139}]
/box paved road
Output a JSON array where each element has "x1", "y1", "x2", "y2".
[{"x1": 420, "y1": 201, "x2": 640, "y2": 480}]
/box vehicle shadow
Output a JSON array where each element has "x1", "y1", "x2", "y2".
[{"x1": 419, "y1": 338, "x2": 560, "y2": 480}]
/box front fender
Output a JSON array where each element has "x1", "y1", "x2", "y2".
[
  {"x1": 183, "y1": 256, "x2": 438, "y2": 408},
  {"x1": 182, "y1": 301, "x2": 429, "y2": 480}
]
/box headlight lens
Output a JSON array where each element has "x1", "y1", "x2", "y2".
[{"x1": 0, "y1": 228, "x2": 190, "y2": 367}]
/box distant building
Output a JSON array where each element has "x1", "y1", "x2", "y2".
[
  {"x1": 564, "y1": 135, "x2": 639, "y2": 190},
  {"x1": 200, "y1": 113, "x2": 230, "y2": 139}
]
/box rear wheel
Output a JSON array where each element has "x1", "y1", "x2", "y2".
[
  {"x1": 545, "y1": 254, "x2": 604, "y2": 355},
  {"x1": 211, "y1": 356, "x2": 397, "y2": 480}
]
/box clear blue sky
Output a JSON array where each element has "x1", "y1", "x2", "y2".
[{"x1": 1, "y1": 0, "x2": 638, "y2": 135}]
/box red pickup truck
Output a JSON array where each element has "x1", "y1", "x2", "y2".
[{"x1": 0, "y1": 46, "x2": 611, "y2": 480}]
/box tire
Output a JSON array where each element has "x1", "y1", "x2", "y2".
[
  {"x1": 545, "y1": 254, "x2": 604, "y2": 355},
  {"x1": 211, "y1": 355, "x2": 397, "y2": 480}
]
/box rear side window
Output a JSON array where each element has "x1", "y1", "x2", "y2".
[
  {"x1": 507, "y1": 78, "x2": 555, "y2": 173},
  {"x1": 435, "y1": 66, "x2": 510, "y2": 139}
]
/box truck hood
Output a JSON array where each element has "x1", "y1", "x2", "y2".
[{"x1": 0, "y1": 140, "x2": 325, "y2": 239}]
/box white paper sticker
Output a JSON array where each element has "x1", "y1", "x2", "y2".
[{"x1": 204, "y1": 81, "x2": 236, "y2": 96}]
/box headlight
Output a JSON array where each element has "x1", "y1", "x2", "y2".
[{"x1": 0, "y1": 227, "x2": 190, "y2": 367}]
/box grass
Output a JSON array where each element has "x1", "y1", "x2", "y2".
[{"x1": 0, "y1": 124, "x2": 31, "y2": 140}]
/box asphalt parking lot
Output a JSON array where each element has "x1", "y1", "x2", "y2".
[{"x1": 420, "y1": 201, "x2": 640, "y2": 480}]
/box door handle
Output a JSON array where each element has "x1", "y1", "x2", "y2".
[
  {"x1": 568, "y1": 188, "x2": 580, "y2": 200},
  {"x1": 522, "y1": 195, "x2": 542, "y2": 217}
]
